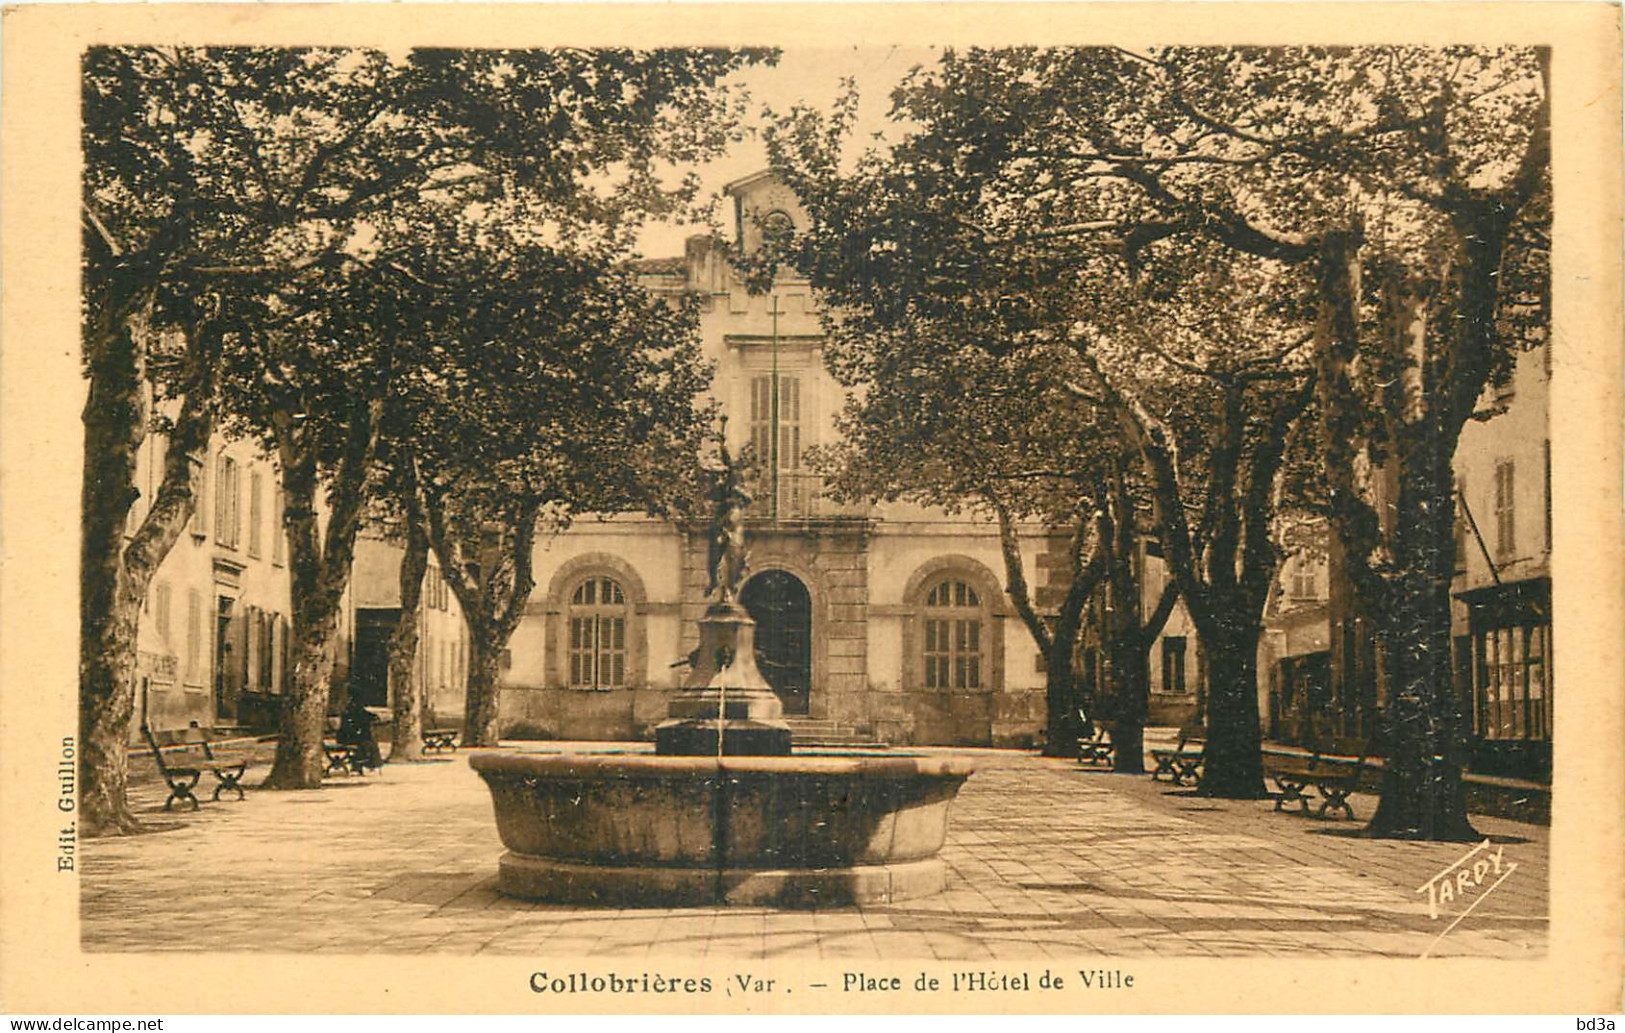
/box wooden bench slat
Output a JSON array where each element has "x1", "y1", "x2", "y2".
[
  {"x1": 422, "y1": 728, "x2": 460, "y2": 754},
  {"x1": 144, "y1": 725, "x2": 253, "y2": 805}
]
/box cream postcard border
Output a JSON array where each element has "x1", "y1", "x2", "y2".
[{"x1": 1, "y1": 3, "x2": 1620, "y2": 1014}]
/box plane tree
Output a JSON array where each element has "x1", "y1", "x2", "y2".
[
  {"x1": 79, "y1": 44, "x2": 774, "y2": 818},
  {"x1": 404, "y1": 242, "x2": 715, "y2": 747},
  {"x1": 811, "y1": 338, "x2": 1115, "y2": 756},
  {"x1": 759, "y1": 78, "x2": 1313, "y2": 792},
  {"x1": 768, "y1": 44, "x2": 1546, "y2": 834},
  {"x1": 956, "y1": 44, "x2": 1546, "y2": 835},
  {"x1": 352, "y1": 398, "x2": 437, "y2": 764},
  {"x1": 1068, "y1": 242, "x2": 1321, "y2": 796}
]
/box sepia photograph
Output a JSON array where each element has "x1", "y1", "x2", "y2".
[{"x1": 1, "y1": 3, "x2": 1620, "y2": 1017}]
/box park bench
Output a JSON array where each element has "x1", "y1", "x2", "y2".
[
  {"x1": 1150, "y1": 726, "x2": 1206, "y2": 787},
  {"x1": 1268, "y1": 736, "x2": 1376, "y2": 820},
  {"x1": 422, "y1": 728, "x2": 460, "y2": 754},
  {"x1": 322, "y1": 740, "x2": 362, "y2": 777},
  {"x1": 1076, "y1": 716, "x2": 1116, "y2": 769},
  {"x1": 141, "y1": 723, "x2": 249, "y2": 809},
  {"x1": 322, "y1": 715, "x2": 380, "y2": 777},
  {"x1": 422, "y1": 708, "x2": 460, "y2": 754}
]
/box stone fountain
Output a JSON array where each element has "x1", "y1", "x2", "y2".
[{"x1": 470, "y1": 444, "x2": 975, "y2": 907}]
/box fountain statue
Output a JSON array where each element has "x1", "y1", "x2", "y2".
[
  {"x1": 654, "y1": 441, "x2": 792, "y2": 756},
  {"x1": 469, "y1": 436, "x2": 975, "y2": 907},
  {"x1": 705, "y1": 439, "x2": 751, "y2": 605}
]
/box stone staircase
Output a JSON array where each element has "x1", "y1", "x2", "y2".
[{"x1": 782, "y1": 716, "x2": 886, "y2": 749}]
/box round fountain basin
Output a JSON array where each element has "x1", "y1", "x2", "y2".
[{"x1": 470, "y1": 751, "x2": 975, "y2": 907}]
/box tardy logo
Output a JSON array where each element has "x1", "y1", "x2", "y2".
[{"x1": 1415, "y1": 838, "x2": 1518, "y2": 957}]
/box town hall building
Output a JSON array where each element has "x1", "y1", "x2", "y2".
[{"x1": 493, "y1": 171, "x2": 1067, "y2": 747}]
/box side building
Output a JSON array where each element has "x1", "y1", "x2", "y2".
[
  {"x1": 1449, "y1": 343, "x2": 1553, "y2": 780},
  {"x1": 127, "y1": 430, "x2": 293, "y2": 733},
  {"x1": 1264, "y1": 340, "x2": 1552, "y2": 782},
  {"x1": 126, "y1": 425, "x2": 467, "y2": 737}
]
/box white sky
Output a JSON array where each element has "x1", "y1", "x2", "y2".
[{"x1": 635, "y1": 45, "x2": 941, "y2": 257}]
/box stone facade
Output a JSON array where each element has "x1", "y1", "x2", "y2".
[
  {"x1": 495, "y1": 171, "x2": 1061, "y2": 748},
  {"x1": 125, "y1": 424, "x2": 471, "y2": 737},
  {"x1": 127, "y1": 429, "x2": 294, "y2": 735}
]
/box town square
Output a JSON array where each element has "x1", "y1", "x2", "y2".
[
  {"x1": 67, "y1": 35, "x2": 1562, "y2": 948},
  {"x1": 1, "y1": 9, "x2": 1621, "y2": 1017}
]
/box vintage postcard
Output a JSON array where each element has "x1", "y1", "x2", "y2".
[{"x1": 1, "y1": 2, "x2": 1620, "y2": 1016}]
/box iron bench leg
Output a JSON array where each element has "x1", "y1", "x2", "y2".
[
  {"x1": 1274, "y1": 776, "x2": 1313, "y2": 813},
  {"x1": 1172, "y1": 757, "x2": 1203, "y2": 787},
  {"x1": 1317, "y1": 782, "x2": 1356, "y2": 819},
  {"x1": 210, "y1": 763, "x2": 248, "y2": 801},
  {"x1": 164, "y1": 770, "x2": 202, "y2": 811},
  {"x1": 1281, "y1": 773, "x2": 1313, "y2": 812},
  {"x1": 323, "y1": 745, "x2": 357, "y2": 777}
]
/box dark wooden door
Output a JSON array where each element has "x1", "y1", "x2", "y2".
[
  {"x1": 741, "y1": 570, "x2": 811, "y2": 715},
  {"x1": 214, "y1": 596, "x2": 245, "y2": 722}
]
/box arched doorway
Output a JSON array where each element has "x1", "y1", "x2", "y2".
[{"x1": 741, "y1": 569, "x2": 811, "y2": 715}]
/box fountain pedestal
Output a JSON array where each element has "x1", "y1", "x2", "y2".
[
  {"x1": 472, "y1": 751, "x2": 974, "y2": 906},
  {"x1": 654, "y1": 603, "x2": 792, "y2": 757}
]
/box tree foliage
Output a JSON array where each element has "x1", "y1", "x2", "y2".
[
  {"x1": 813, "y1": 336, "x2": 1122, "y2": 756},
  {"x1": 760, "y1": 45, "x2": 1545, "y2": 826},
  {"x1": 405, "y1": 243, "x2": 717, "y2": 746},
  {"x1": 80, "y1": 44, "x2": 772, "y2": 814}
]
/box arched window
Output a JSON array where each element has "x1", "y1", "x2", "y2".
[
  {"x1": 923, "y1": 578, "x2": 983, "y2": 690},
  {"x1": 761, "y1": 209, "x2": 795, "y2": 247},
  {"x1": 568, "y1": 576, "x2": 627, "y2": 689}
]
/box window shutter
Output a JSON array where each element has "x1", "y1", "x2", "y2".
[
  {"x1": 155, "y1": 581, "x2": 172, "y2": 648},
  {"x1": 215, "y1": 456, "x2": 230, "y2": 545},
  {"x1": 272, "y1": 486, "x2": 285, "y2": 564},
  {"x1": 193, "y1": 446, "x2": 212, "y2": 536},
  {"x1": 186, "y1": 590, "x2": 202, "y2": 679},
  {"x1": 248, "y1": 471, "x2": 263, "y2": 558}
]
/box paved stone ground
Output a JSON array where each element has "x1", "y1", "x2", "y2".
[{"x1": 84, "y1": 742, "x2": 1547, "y2": 959}]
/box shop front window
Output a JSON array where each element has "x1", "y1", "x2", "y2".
[{"x1": 1466, "y1": 580, "x2": 1552, "y2": 742}]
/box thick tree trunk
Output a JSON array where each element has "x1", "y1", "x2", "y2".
[
  {"x1": 1098, "y1": 492, "x2": 1173, "y2": 776},
  {"x1": 429, "y1": 496, "x2": 541, "y2": 750},
  {"x1": 387, "y1": 486, "x2": 431, "y2": 762},
  {"x1": 1316, "y1": 230, "x2": 1482, "y2": 840},
  {"x1": 986, "y1": 495, "x2": 1096, "y2": 759},
  {"x1": 1041, "y1": 638, "x2": 1082, "y2": 758},
  {"x1": 80, "y1": 583, "x2": 144, "y2": 836},
  {"x1": 1366, "y1": 606, "x2": 1478, "y2": 840},
  {"x1": 1196, "y1": 622, "x2": 1269, "y2": 798},
  {"x1": 463, "y1": 632, "x2": 504, "y2": 747},
  {"x1": 262, "y1": 401, "x2": 381, "y2": 789},
  {"x1": 80, "y1": 311, "x2": 216, "y2": 834},
  {"x1": 1366, "y1": 440, "x2": 1479, "y2": 840},
  {"x1": 1107, "y1": 642, "x2": 1148, "y2": 774},
  {"x1": 80, "y1": 318, "x2": 148, "y2": 836},
  {"x1": 263, "y1": 612, "x2": 341, "y2": 788},
  {"x1": 386, "y1": 583, "x2": 428, "y2": 761}
]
